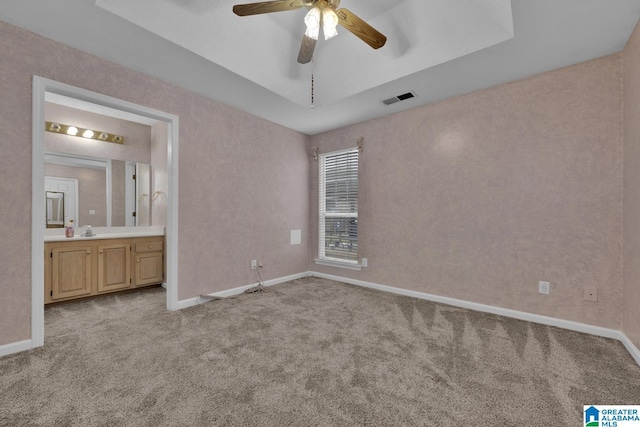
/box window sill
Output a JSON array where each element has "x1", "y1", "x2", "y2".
[{"x1": 314, "y1": 259, "x2": 362, "y2": 271}]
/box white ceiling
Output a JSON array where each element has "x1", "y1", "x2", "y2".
[
  {"x1": 94, "y1": 0, "x2": 514, "y2": 107},
  {"x1": 1, "y1": 0, "x2": 640, "y2": 135}
]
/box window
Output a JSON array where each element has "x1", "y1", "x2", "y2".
[{"x1": 318, "y1": 148, "x2": 359, "y2": 265}]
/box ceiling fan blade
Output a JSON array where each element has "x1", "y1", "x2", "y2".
[
  {"x1": 297, "y1": 34, "x2": 317, "y2": 64},
  {"x1": 335, "y1": 8, "x2": 387, "y2": 49},
  {"x1": 233, "y1": 0, "x2": 307, "y2": 16}
]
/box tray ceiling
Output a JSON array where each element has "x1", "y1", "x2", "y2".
[
  {"x1": 1, "y1": 0, "x2": 640, "y2": 134},
  {"x1": 95, "y1": 0, "x2": 514, "y2": 107}
]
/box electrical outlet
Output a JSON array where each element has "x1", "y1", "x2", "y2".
[
  {"x1": 361, "y1": 258, "x2": 368, "y2": 267},
  {"x1": 539, "y1": 281, "x2": 550, "y2": 295},
  {"x1": 258, "y1": 260, "x2": 263, "y2": 268},
  {"x1": 584, "y1": 287, "x2": 598, "y2": 302},
  {"x1": 251, "y1": 260, "x2": 257, "y2": 270}
]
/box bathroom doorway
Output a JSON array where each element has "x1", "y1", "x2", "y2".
[{"x1": 31, "y1": 76, "x2": 179, "y2": 349}]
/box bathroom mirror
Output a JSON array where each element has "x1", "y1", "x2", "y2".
[
  {"x1": 44, "y1": 152, "x2": 150, "y2": 227},
  {"x1": 45, "y1": 191, "x2": 65, "y2": 228}
]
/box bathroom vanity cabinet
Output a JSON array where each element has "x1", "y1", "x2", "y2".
[{"x1": 45, "y1": 236, "x2": 164, "y2": 304}]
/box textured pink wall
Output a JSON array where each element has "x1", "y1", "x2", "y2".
[
  {"x1": 623, "y1": 20, "x2": 640, "y2": 349},
  {"x1": 0, "y1": 20, "x2": 309, "y2": 346},
  {"x1": 176, "y1": 93, "x2": 310, "y2": 298},
  {"x1": 0, "y1": 23, "x2": 33, "y2": 345},
  {"x1": 310, "y1": 54, "x2": 624, "y2": 330}
]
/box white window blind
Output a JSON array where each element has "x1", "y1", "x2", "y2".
[{"x1": 319, "y1": 148, "x2": 359, "y2": 263}]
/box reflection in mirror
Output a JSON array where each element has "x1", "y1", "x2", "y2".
[
  {"x1": 45, "y1": 153, "x2": 108, "y2": 227},
  {"x1": 112, "y1": 160, "x2": 126, "y2": 226},
  {"x1": 44, "y1": 153, "x2": 151, "y2": 228},
  {"x1": 136, "y1": 163, "x2": 151, "y2": 226},
  {"x1": 45, "y1": 191, "x2": 65, "y2": 228},
  {"x1": 45, "y1": 175, "x2": 77, "y2": 226}
]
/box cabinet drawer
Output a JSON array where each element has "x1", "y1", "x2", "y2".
[{"x1": 135, "y1": 241, "x2": 163, "y2": 253}]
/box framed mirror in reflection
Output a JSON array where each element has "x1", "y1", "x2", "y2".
[{"x1": 45, "y1": 191, "x2": 64, "y2": 228}]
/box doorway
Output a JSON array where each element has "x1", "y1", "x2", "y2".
[{"x1": 31, "y1": 76, "x2": 180, "y2": 349}]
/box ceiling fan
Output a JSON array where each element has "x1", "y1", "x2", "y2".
[{"x1": 233, "y1": 0, "x2": 387, "y2": 64}]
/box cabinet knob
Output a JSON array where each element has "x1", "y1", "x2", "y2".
[
  {"x1": 137, "y1": 259, "x2": 141, "y2": 263},
  {"x1": 86, "y1": 251, "x2": 91, "y2": 255},
  {"x1": 99, "y1": 250, "x2": 104, "y2": 254},
  {"x1": 149, "y1": 245, "x2": 153, "y2": 249}
]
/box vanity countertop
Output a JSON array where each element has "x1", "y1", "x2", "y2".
[{"x1": 44, "y1": 226, "x2": 165, "y2": 242}]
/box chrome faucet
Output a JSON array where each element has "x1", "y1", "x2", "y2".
[{"x1": 82, "y1": 226, "x2": 95, "y2": 237}]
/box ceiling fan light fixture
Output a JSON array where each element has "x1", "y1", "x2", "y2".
[
  {"x1": 304, "y1": 7, "x2": 321, "y2": 40},
  {"x1": 322, "y1": 8, "x2": 339, "y2": 40},
  {"x1": 233, "y1": 0, "x2": 387, "y2": 64}
]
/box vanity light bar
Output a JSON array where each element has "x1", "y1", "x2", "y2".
[{"x1": 45, "y1": 121, "x2": 124, "y2": 144}]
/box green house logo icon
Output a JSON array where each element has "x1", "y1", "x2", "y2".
[{"x1": 585, "y1": 406, "x2": 599, "y2": 427}]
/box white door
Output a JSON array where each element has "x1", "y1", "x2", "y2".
[{"x1": 45, "y1": 177, "x2": 79, "y2": 226}]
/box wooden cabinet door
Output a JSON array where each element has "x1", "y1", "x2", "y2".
[
  {"x1": 134, "y1": 252, "x2": 163, "y2": 287},
  {"x1": 97, "y1": 242, "x2": 131, "y2": 293},
  {"x1": 51, "y1": 245, "x2": 93, "y2": 300}
]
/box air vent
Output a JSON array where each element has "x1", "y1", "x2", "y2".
[
  {"x1": 382, "y1": 97, "x2": 400, "y2": 106},
  {"x1": 382, "y1": 91, "x2": 416, "y2": 106}
]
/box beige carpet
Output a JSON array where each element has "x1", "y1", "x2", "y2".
[{"x1": 1, "y1": 277, "x2": 639, "y2": 426}]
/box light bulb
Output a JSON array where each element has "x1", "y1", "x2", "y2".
[
  {"x1": 304, "y1": 7, "x2": 321, "y2": 40},
  {"x1": 322, "y1": 8, "x2": 339, "y2": 40},
  {"x1": 82, "y1": 129, "x2": 94, "y2": 138},
  {"x1": 66, "y1": 126, "x2": 78, "y2": 136}
]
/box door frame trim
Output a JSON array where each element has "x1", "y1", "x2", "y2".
[{"x1": 32, "y1": 76, "x2": 180, "y2": 349}]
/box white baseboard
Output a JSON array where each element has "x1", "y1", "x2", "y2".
[
  {"x1": 619, "y1": 333, "x2": 640, "y2": 367},
  {"x1": 310, "y1": 271, "x2": 640, "y2": 365},
  {"x1": 174, "y1": 271, "x2": 310, "y2": 310},
  {"x1": 0, "y1": 339, "x2": 33, "y2": 358}
]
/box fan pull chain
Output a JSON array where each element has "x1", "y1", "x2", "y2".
[{"x1": 311, "y1": 72, "x2": 315, "y2": 109}]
